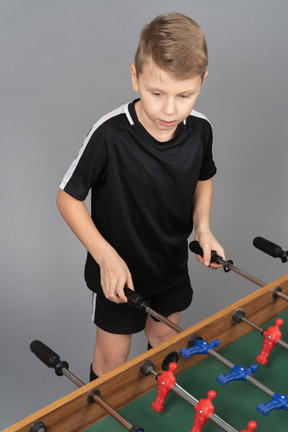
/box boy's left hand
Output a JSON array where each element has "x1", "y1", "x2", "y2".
[{"x1": 194, "y1": 230, "x2": 225, "y2": 269}]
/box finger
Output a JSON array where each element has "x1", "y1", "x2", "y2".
[
  {"x1": 212, "y1": 248, "x2": 226, "y2": 267},
  {"x1": 209, "y1": 262, "x2": 221, "y2": 270},
  {"x1": 219, "y1": 248, "x2": 226, "y2": 261},
  {"x1": 125, "y1": 273, "x2": 134, "y2": 293},
  {"x1": 115, "y1": 275, "x2": 130, "y2": 303},
  {"x1": 102, "y1": 280, "x2": 123, "y2": 304},
  {"x1": 195, "y1": 254, "x2": 204, "y2": 264},
  {"x1": 116, "y1": 287, "x2": 127, "y2": 303},
  {"x1": 202, "y1": 243, "x2": 211, "y2": 267}
]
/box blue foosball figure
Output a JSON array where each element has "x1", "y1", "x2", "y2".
[
  {"x1": 217, "y1": 364, "x2": 258, "y2": 386},
  {"x1": 257, "y1": 392, "x2": 288, "y2": 415},
  {"x1": 180, "y1": 338, "x2": 220, "y2": 358}
]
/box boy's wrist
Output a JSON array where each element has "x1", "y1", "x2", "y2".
[
  {"x1": 194, "y1": 226, "x2": 211, "y2": 237},
  {"x1": 90, "y1": 238, "x2": 118, "y2": 267}
]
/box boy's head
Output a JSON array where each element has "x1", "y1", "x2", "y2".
[{"x1": 134, "y1": 12, "x2": 208, "y2": 81}]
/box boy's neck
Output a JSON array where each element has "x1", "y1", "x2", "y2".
[{"x1": 134, "y1": 100, "x2": 177, "y2": 143}]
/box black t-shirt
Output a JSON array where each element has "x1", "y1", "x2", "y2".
[{"x1": 60, "y1": 100, "x2": 216, "y2": 296}]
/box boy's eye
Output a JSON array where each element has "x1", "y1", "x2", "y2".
[{"x1": 152, "y1": 92, "x2": 162, "y2": 96}]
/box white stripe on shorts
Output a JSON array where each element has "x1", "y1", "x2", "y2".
[{"x1": 91, "y1": 292, "x2": 97, "y2": 323}]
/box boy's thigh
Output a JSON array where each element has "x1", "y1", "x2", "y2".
[
  {"x1": 94, "y1": 326, "x2": 132, "y2": 356},
  {"x1": 144, "y1": 310, "x2": 181, "y2": 342}
]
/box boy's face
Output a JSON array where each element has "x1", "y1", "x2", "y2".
[{"x1": 131, "y1": 59, "x2": 207, "y2": 142}]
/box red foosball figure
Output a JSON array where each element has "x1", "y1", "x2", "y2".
[
  {"x1": 151, "y1": 362, "x2": 177, "y2": 413},
  {"x1": 256, "y1": 318, "x2": 283, "y2": 365},
  {"x1": 189, "y1": 390, "x2": 216, "y2": 432},
  {"x1": 240, "y1": 420, "x2": 257, "y2": 431}
]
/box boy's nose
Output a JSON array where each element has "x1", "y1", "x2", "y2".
[{"x1": 162, "y1": 98, "x2": 176, "y2": 116}]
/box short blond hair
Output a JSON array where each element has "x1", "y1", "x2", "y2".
[{"x1": 135, "y1": 12, "x2": 208, "y2": 80}]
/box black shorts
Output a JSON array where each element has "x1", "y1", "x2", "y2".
[{"x1": 91, "y1": 276, "x2": 193, "y2": 334}]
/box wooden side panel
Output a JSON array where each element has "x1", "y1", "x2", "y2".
[{"x1": 3, "y1": 274, "x2": 288, "y2": 432}]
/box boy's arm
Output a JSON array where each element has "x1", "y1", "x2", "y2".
[
  {"x1": 56, "y1": 189, "x2": 133, "y2": 303},
  {"x1": 192, "y1": 178, "x2": 225, "y2": 268}
]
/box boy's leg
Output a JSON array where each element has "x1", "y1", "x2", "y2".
[
  {"x1": 144, "y1": 276, "x2": 192, "y2": 347},
  {"x1": 92, "y1": 326, "x2": 132, "y2": 377},
  {"x1": 144, "y1": 312, "x2": 181, "y2": 347}
]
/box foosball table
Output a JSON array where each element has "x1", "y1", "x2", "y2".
[{"x1": 3, "y1": 238, "x2": 288, "y2": 432}]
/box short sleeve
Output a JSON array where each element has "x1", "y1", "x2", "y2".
[
  {"x1": 198, "y1": 121, "x2": 217, "y2": 181},
  {"x1": 59, "y1": 126, "x2": 108, "y2": 201}
]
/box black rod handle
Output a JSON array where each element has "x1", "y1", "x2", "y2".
[
  {"x1": 189, "y1": 241, "x2": 222, "y2": 264},
  {"x1": 30, "y1": 340, "x2": 68, "y2": 374},
  {"x1": 123, "y1": 287, "x2": 151, "y2": 311},
  {"x1": 123, "y1": 287, "x2": 140, "y2": 304},
  {"x1": 253, "y1": 237, "x2": 288, "y2": 262}
]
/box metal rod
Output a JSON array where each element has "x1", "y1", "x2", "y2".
[
  {"x1": 208, "y1": 414, "x2": 239, "y2": 432},
  {"x1": 145, "y1": 306, "x2": 183, "y2": 333},
  {"x1": 276, "y1": 290, "x2": 288, "y2": 302},
  {"x1": 246, "y1": 375, "x2": 274, "y2": 397},
  {"x1": 91, "y1": 393, "x2": 133, "y2": 430},
  {"x1": 240, "y1": 316, "x2": 264, "y2": 333},
  {"x1": 218, "y1": 258, "x2": 266, "y2": 287},
  {"x1": 62, "y1": 368, "x2": 85, "y2": 387},
  {"x1": 173, "y1": 382, "x2": 199, "y2": 405},
  {"x1": 277, "y1": 339, "x2": 288, "y2": 350},
  {"x1": 148, "y1": 368, "x2": 158, "y2": 377},
  {"x1": 62, "y1": 367, "x2": 135, "y2": 431},
  {"x1": 220, "y1": 258, "x2": 288, "y2": 306},
  {"x1": 208, "y1": 350, "x2": 235, "y2": 369},
  {"x1": 223, "y1": 265, "x2": 288, "y2": 307}
]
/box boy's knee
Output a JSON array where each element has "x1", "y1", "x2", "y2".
[
  {"x1": 145, "y1": 328, "x2": 172, "y2": 347},
  {"x1": 145, "y1": 319, "x2": 180, "y2": 347},
  {"x1": 93, "y1": 353, "x2": 128, "y2": 376},
  {"x1": 93, "y1": 344, "x2": 130, "y2": 376}
]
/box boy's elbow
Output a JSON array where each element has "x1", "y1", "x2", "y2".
[
  {"x1": 56, "y1": 188, "x2": 66, "y2": 212},
  {"x1": 57, "y1": 189, "x2": 82, "y2": 212}
]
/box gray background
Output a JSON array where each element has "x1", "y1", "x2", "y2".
[{"x1": 1, "y1": 0, "x2": 288, "y2": 429}]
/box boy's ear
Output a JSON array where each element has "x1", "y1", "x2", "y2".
[
  {"x1": 201, "y1": 70, "x2": 208, "y2": 85},
  {"x1": 130, "y1": 64, "x2": 139, "y2": 92}
]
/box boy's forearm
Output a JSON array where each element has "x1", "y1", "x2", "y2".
[
  {"x1": 57, "y1": 189, "x2": 133, "y2": 302},
  {"x1": 192, "y1": 178, "x2": 225, "y2": 267},
  {"x1": 192, "y1": 178, "x2": 213, "y2": 236},
  {"x1": 56, "y1": 189, "x2": 114, "y2": 265}
]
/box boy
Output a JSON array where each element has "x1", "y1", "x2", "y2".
[{"x1": 57, "y1": 12, "x2": 225, "y2": 380}]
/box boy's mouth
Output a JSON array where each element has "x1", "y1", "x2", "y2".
[{"x1": 159, "y1": 120, "x2": 177, "y2": 127}]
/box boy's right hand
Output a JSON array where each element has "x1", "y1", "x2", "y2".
[{"x1": 98, "y1": 251, "x2": 134, "y2": 304}]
